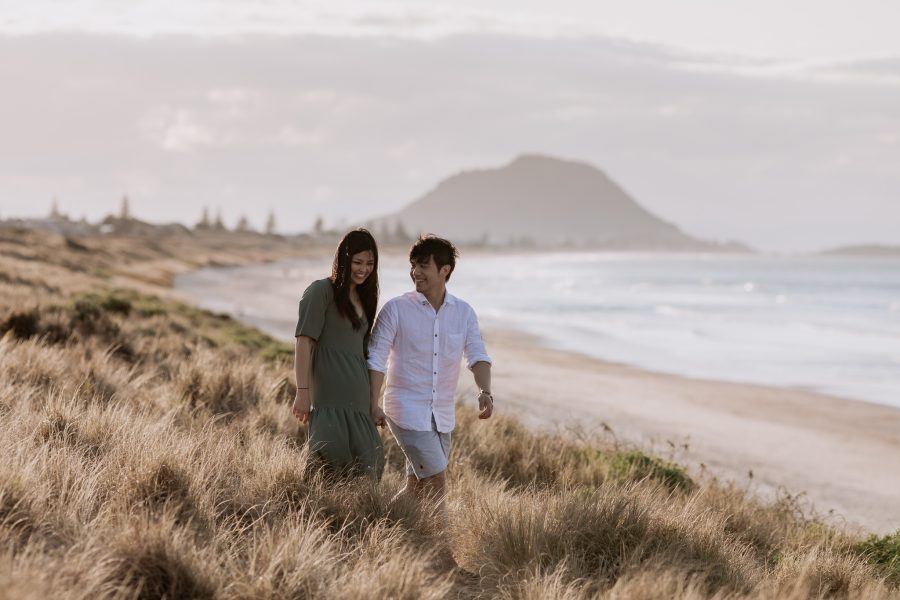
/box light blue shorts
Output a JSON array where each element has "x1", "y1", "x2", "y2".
[{"x1": 386, "y1": 415, "x2": 451, "y2": 479}]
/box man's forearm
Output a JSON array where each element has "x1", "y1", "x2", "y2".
[
  {"x1": 472, "y1": 361, "x2": 491, "y2": 394},
  {"x1": 369, "y1": 369, "x2": 385, "y2": 409}
]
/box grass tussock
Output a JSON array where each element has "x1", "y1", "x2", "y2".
[
  {"x1": 854, "y1": 530, "x2": 900, "y2": 583},
  {"x1": 0, "y1": 226, "x2": 897, "y2": 599},
  {"x1": 608, "y1": 449, "x2": 696, "y2": 492}
]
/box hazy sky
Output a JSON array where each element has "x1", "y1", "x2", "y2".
[{"x1": 1, "y1": 1, "x2": 899, "y2": 251}]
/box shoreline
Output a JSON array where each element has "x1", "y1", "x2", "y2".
[
  {"x1": 477, "y1": 327, "x2": 900, "y2": 534},
  {"x1": 176, "y1": 251, "x2": 900, "y2": 411},
  {"x1": 484, "y1": 324, "x2": 900, "y2": 413}
]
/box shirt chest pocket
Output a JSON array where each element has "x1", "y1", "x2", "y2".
[{"x1": 441, "y1": 332, "x2": 466, "y2": 359}]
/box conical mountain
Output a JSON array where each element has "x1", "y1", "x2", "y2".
[{"x1": 373, "y1": 154, "x2": 745, "y2": 250}]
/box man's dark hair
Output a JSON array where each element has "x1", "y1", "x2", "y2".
[{"x1": 409, "y1": 234, "x2": 459, "y2": 281}]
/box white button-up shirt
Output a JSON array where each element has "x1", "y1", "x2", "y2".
[{"x1": 367, "y1": 290, "x2": 492, "y2": 432}]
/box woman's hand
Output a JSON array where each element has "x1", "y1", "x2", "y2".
[
  {"x1": 292, "y1": 389, "x2": 311, "y2": 424},
  {"x1": 371, "y1": 405, "x2": 386, "y2": 428}
]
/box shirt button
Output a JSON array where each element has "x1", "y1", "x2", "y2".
[{"x1": 434, "y1": 334, "x2": 438, "y2": 337}]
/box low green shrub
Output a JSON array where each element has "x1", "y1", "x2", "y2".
[
  {"x1": 608, "y1": 449, "x2": 695, "y2": 493},
  {"x1": 855, "y1": 529, "x2": 900, "y2": 581},
  {"x1": 72, "y1": 291, "x2": 133, "y2": 316}
]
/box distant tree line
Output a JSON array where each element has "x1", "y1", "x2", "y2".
[
  {"x1": 193, "y1": 206, "x2": 278, "y2": 235},
  {"x1": 41, "y1": 196, "x2": 282, "y2": 236},
  {"x1": 303, "y1": 216, "x2": 417, "y2": 245},
  {"x1": 37, "y1": 195, "x2": 423, "y2": 242}
]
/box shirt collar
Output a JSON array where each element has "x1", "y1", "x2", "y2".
[{"x1": 414, "y1": 291, "x2": 456, "y2": 307}]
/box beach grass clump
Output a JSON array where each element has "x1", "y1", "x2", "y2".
[
  {"x1": 172, "y1": 305, "x2": 292, "y2": 364},
  {"x1": 175, "y1": 353, "x2": 273, "y2": 415},
  {"x1": 187, "y1": 308, "x2": 293, "y2": 363},
  {"x1": 608, "y1": 449, "x2": 696, "y2": 492},
  {"x1": 72, "y1": 288, "x2": 168, "y2": 318},
  {"x1": 689, "y1": 483, "x2": 815, "y2": 569},
  {"x1": 89, "y1": 511, "x2": 218, "y2": 600},
  {"x1": 0, "y1": 480, "x2": 42, "y2": 552},
  {"x1": 452, "y1": 406, "x2": 610, "y2": 489},
  {"x1": 156, "y1": 300, "x2": 294, "y2": 363},
  {"x1": 0, "y1": 307, "x2": 42, "y2": 340},
  {"x1": 2, "y1": 287, "x2": 291, "y2": 367},
  {"x1": 453, "y1": 475, "x2": 760, "y2": 596}
]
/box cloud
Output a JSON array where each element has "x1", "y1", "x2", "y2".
[
  {"x1": 139, "y1": 107, "x2": 215, "y2": 153},
  {"x1": 819, "y1": 56, "x2": 900, "y2": 76},
  {"x1": 802, "y1": 56, "x2": 900, "y2": 86},
  {"x1": 274, "y1": 125, "x2": 323, "y2": 147},
  {"x1": 207, "y1": 87, "x2": 262, "y2": 115}
]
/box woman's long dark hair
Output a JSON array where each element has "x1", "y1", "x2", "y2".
[{"x1": 330, "y1": 228, "x2": 379, "y2": 334}]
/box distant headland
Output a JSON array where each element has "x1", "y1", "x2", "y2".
[{"x1": 366, "y1": 154, "x2": 753, "y2": 252}]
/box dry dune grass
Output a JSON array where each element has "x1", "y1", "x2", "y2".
[{"x1": 1, "y1": 227, "x2": 898, "y2": 599}]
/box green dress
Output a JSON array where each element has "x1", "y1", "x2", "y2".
[{"x1": 295, "y1": 278, "x2": 384, "y2": 478}]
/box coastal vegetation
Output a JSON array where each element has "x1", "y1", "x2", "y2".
[{"x1": 1, "y1": 227, "x2": 897, "y2": 598}]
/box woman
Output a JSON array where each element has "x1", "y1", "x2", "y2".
[{"x1": 292, "y1": 229, "x2": 384, "y2": 478}]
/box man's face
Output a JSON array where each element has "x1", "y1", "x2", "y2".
[{"x1": 410, "y1": 255, "x2": 450, "y2": 295}]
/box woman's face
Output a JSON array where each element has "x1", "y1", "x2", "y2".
[{"x1": 349, "y1": 250, "x2": 375, "y2": 287}]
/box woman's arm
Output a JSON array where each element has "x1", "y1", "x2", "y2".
[{"x1": 292, "y1": 335, "x2": 315, "y2": 423}]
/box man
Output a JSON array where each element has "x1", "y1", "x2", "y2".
[{"x1": 367, "y1": 234, "x2": 493, "y2": 522}]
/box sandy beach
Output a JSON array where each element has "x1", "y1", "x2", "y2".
[{"x1": 461, "y1": 328, "x2": 900, "y2": 535}]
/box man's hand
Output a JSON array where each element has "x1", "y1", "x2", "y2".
[
  {"x1": 478, "y1": 391, "x2": 493, "y2": 420},
  {"x1": 368, "y1": 370, "x2": 386, "y2": 428},
  {"x1": 292, "y1": 389, "x2": 311, "y2": 424},
  {"x1": 371, "y1": 405, "x2": 386, "y2": 428}
]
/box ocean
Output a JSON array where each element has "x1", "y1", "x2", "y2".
[{"x1": 175, "y1": 252, "x2": 900, "y2": 409}]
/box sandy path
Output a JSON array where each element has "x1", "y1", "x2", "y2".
[{"x1": 459, "y1": 329, "x2": 900, "y2": 534}]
